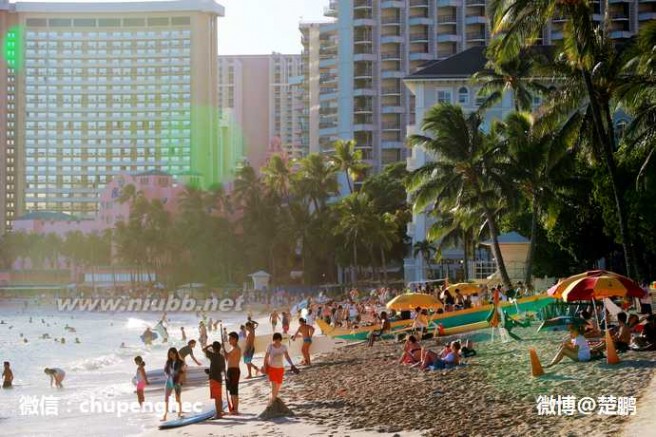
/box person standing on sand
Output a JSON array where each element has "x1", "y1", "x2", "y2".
[
  {"x1": 243, "y1": 322, "x2": 258, "y2": 379},
  {"x1": 291, "y1": 318, "x2": 315, "y2": 366},
  {"x1": 203, "y1": 341, "x2": 225, "y2": 419},
  {"x1": 134, "y1": 356, "x2": 149, "y2": 406},
  {"x1": 270, "y1": 310, "x2": 279, "y2": 332},
  {"x1": 161, "y1": 347, "x2": 186, "y2": 421},
  {"x1": 223, "y1": 332, "x2": 241, "y2": 414},
  {"x1": 2, "y1": 362, "x2": 13, "y2": 388},
  {"x1": 44, "y1": 368, "x2": 65, "y2": 388},
  {"x1": 180, "y1": 327, "x2": 186, "y2": 341},
  {"x1": 281, "y1": 311, "x2": 290, "y2": 334},
  {"x1": 199, "y1": 322, "x2": 208, "y2": 348},
  {"x1": 262, "y1": 333, "x2": 298, "y2": 405}
]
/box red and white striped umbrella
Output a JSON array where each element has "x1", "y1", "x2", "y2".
[
  {"x1": 547, "y1": 270, "x2": 618, "y2": 299},
  {"x1": 561, "y1": 274, "x2": 646, "y2": 302}
]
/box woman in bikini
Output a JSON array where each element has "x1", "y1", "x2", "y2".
[{"x1": 399, "y1": 335, "x2": 422, "y2": 365}]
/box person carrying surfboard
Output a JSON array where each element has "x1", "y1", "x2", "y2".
[{"x1": 203, "y1": 341, "x2": 226, "y2": 419}]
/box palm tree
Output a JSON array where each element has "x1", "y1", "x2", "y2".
[
  {"x1": 494, "y1": 111, "x2": 572, "y2": 287},
  {"x1": 413, "y1": 239, "x2": 437, "y2": 280},
  {"x1": 373, "y1": 212, "x2": 400, "y2": 285},
  {"x1": 330, "y1": 139, "x2": 369, "y2": 193},
  {"x1": 473, "y1": 52, "x2": 548, "y2": 112},
  {"x1": 334, "y1": 193, "x2": 377, "y2": 284},
  {"x1": 488, "y1": 0, "x2": 637, "y2": 278},
  {"x1": 295, "y1": 154, "x2": 339, "y2": 211},
  {"x1": 261, "y1": 154, "x2": 292, "y2": 202},
  {"x1": 407, "y1": 103, "x2": 513, "y2": 289}
]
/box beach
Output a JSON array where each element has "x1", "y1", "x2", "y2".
[{"x1": 3, "y1": 300, "x2": 656, "y2": 437}]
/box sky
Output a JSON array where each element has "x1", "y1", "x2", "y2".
[
  {"x1": 16, "y1": 0, "x2": 330, "y2": 55},
  {"x1": 217, "y1": 0, "x2": 330, "y2": 55}
]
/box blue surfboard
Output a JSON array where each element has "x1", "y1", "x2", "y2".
[
  {"x1": 140, "y1": 331, "x2": 159, "y2": 344},
  {"x1": 159, "y1": 409, "x2": 215, "y2": 429}
]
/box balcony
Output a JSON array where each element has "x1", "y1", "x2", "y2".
[
  {"x1": 354, "y1": 105, "x2": 373, "y2": 113},
  {"x1": 438, "y1": 0, "x2": 461, "y2": 6},
  {"x1": 381, "y1": 0, "x2": 404, "y2": 8},
  {"x1": 353, "y1": 88, "x2": 376, "y2": 97},
  {"x1": 639, "y1": 11, "x2": 656, "y2": 20},
  {"x1": 382, "y1": 87, "x2": 401, "y2": 95},
  {"x1": 437, "y1": 15, "x2": 457, "y2": 24},
  {"x1": 354, "y1": 123, "x2": 375, "y2": 131},
  {"x1": 324, "y1": 0, "x2": 338, "y2": 17},
  {"x1": 354, "y1": 18, "x2": 376, "y2": 27},
  {"x1": 437, "y1": 34, "x2": 461, "y2": 43},
  {"x1": 466, "y1": 0, "x2": 486, "y2": 5},
  {"x1": 382, "y1": 16, "x2": 401, "y2": 25},
  {"x1": 409, "y1": 17, "x2": 433, "y2": 26},
  {"x1": 319, "y1": 125, "x2": 338, "y2": 136},
  {"x1": 381, "y1": 34, "x2": 404, "y2": 44},
  {"x1": 410, "y1": 52, "x2": 434, "y2": 61},
  {"x1": 410, "y1": 0, "x2": 429, "y2": 7},
  {"x1": 382, "y1": 105, "x2": 404, "y2": 114},
  {"x1": 466, "y1": 16, "x2": 487, "y2": 24},
  {"x1": 382, "y1": 140, "x2": 403, "y2": 149},
  {"x1": 354, "y1": 70, "x2": 374, "y2": 79},
  {"x1": 382, "y1": 70, "x2": 404, "y2": 79},
  {"x1": 410, "y1": 33, "x2": 430, "y2": 43},
  {"x1": 610, "y1": 30, "x2": 632, "y2": 38},
  {"x1": 319, "y1": 57, "x2": 337, "y2": 68},
  {"x1": 354, "y1": 0, "x2": 373, "y2": 9},
  {"x1": 382, "y1": 122, "x2": 401, "y2": 130},
  {"x1": 381, "y1": 52, "x2": 402, "y2": 60},
  {"x1": 354, "y1": 52, "x2": 377, "y2": 62},
  {"x1": 354, "y1": 33, "x2": 374, "y2": 44},
  {"x1": 466, "y1": 32, "x2": 486, "y2": 41}
]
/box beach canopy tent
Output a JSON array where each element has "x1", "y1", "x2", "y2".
[
  {"x1": 249, "y1": 271, "x2": 271, "y2": 291},
  {"x1": 446, "y1": 282, "x2": 484, "y2": 296},
  {"x1": 386, "y1": 293, "x2": 443, "y2": 311},
  {"x1": 547, "y1": 270, "x2": 619, "y2": 299},
  {"x1": 560, "y1": 274, "x2": 646, "y2": 302}
]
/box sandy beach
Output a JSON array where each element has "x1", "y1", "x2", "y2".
[{"x1": 141, "y1": 325, "x2": 656, "y2": 437}]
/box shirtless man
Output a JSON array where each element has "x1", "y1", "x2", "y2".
[
  {"x1": 223, "y1": 332, "x2": 241, "y2": 414},
  {"x1": 243, "y1": 322, "x2": 258, "y2": 379},
  {"x1": 270, "y1": 310, "x2": 279, "y2": 332},
  {"x1": 292, "y1": 318, "x2": 315, "y2": 366}
]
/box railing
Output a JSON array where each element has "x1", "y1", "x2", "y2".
[
  {"x1": 382, "y1": 52, "x2": 401, "y2": 59},
  {"x1": 437, "y1": 15, "x2": 457, "y2": 23},
  {"x1": 465, "y1": 0, "x2": 486, "y2": 5},
  {"x1": 354, "y1": 0, "x2": 373, "y2": 8},
  {"x1": 410, "y1": 0, "x2": 429, "y2": 6},
  {"x1": 382, "y1": 16, "x2": 401, "y2": 24},
  {"x1": 466, "y1": 32, "x2": 486, "y2": 40},
  {"x1": 382, "y1": 87, "x2": 401, "y2": 94},
  {"x1": 410, "y1": 33, "x2": 429, "y2": 41}
]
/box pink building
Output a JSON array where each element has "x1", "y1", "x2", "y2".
[{"x1": 12, "y1": 170, "x2": 188, "y2": 236}]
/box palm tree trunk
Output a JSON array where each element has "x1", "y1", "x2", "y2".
[
  {"x1": 463, "y1": 231, "x2": 470, "y2": 282},
  {"x1": 352, "y1": 243, "x2": 358, "y2": 284},
  {"x1": 484, "y1": 208, "x2": 512, "y2": 289},
  {"x1": 380, "y1": 248, "x2": 388, "y2": 286},
  {"x1": 581, "y1": 69, "x2": 635, "y2": 279},
  {"x1": 345, "y1": 171, "x2": 353, "y2": 194},
  {"x1": 525, "y1": 197, "x2": 539, "y2": 288}
]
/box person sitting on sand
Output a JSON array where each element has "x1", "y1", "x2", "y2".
[
  {"x1": 627, "y1": 314, "x2": 641, "y2": 333},
  {"x1": 612, "y1": 312, "x2": 631, "y2": 352},
  {"x1": 44, "y1": 367, "x2": 65, "y2": 388},
  {"x1": 580, "y1": 310, "x2": 601, "y2": 338},
  {"x1": 545, "y1": 325, "x2": 592, "y2": 367},
  {"x1": 399, "y1": 335, "x2": 422, "y2": 365},
  {"x1": 367, "y1": 311, "x2": 391, "y2": 347},
  {"x1": 417, "y1": 341, "x2": 461, "y2": 370}
]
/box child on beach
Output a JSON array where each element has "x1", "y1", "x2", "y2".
[
  {"x1": 161, "y1": 347, "x2": 186, "y2": 421},
  {"x1": 261, "y1": 333, "x2": 298, "y2": 405},
  {"x1": 203, "y1": 341, "x2": 226, "y2": 419},
  {"x1": 44, "y1": 367, "x2": 65, "y2": 388},
  {"x1": 545, "y1": 325, "x2": 592, "y2": 367},
  {"x1": 2, "y1": 362, "x2": 13, "y2": 388},
  {"x1": 134, "y1": 356, "x2": 149, "y2": 406}
]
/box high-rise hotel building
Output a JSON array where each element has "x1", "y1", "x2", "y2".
[
  {"x1": 326, "y1": 0, "x2": 655, "y2": 172},
  {"x1": 0, "y1": 0, "x2": 224, "y2": 233},
  {"x1": 217, "y1": 53, "x2": 305, "y2": 168}
]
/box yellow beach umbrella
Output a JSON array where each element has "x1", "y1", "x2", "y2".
[
  {"x1": 447, "y1": 282, "x2": 484, "y2": 296},
  {"x1": 386, "y1": 293, "x2": 443, "y2": 311}
]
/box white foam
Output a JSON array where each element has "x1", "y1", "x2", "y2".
[{"x1": 70, "y1": 354, "x2": 122, "y2": 371}]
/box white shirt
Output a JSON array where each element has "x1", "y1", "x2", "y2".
[
  {"x1": 266, "y1": 343, "x2": 287, "y2": 368},
  {"x1": 573, "y1": 335, "x2": 591, "y2": 361}
]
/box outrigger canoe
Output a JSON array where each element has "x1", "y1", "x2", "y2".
[{"x1": 316, "y1": 294, "x2": 555, "y2": 341}]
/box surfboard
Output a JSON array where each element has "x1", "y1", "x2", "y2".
[
  {"x1": 132, "y1": 366, "x2": 209, "y2": 386},
  {"x1": 140, "y1": 332, "x2": 159, "y2": 344},
  {"x1": 158, "y1": 405, "x2": 225, "y2": 429}
]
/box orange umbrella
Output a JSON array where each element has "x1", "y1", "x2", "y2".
[
  {"x1": 386, "y1": 293, "x2": 443, "y2": 311},
  {"x1": 547, "y1": 270, "x2": 619, "y2": 299},
  {"x1": 446, "y1": 283, "x2": 484, "y2": 296}
]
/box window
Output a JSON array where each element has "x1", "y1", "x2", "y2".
[
  {"x1": 436, "y1": 89, "x2": 452, "y2": 104},
  {"x1": 458, "y1": 87, "x2": 469, "y2": 105}
]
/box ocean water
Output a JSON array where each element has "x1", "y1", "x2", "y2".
[{"x1": 0, "y1": 302, "x2": 246, "y2": 437}]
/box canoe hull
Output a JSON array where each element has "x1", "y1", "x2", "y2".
[{"x1": 317, "y1": 294, "x2": 555, "y2": 341}]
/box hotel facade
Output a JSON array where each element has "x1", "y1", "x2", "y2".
[{"x1": 0, "y1": 0, "x2": 224, "y2": 234}]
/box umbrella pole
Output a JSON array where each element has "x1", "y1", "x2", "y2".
[{"x1": 592, "y1": 298, "x2": 601, "y2": 332}]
